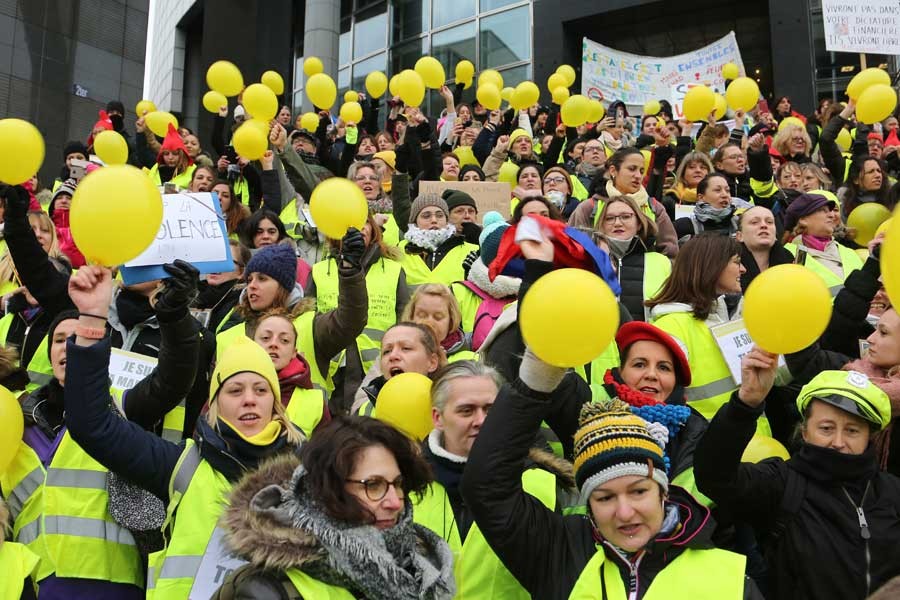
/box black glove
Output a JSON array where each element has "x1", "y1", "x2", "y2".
[
  {"x1": 462, "y1": 249, "x2": 479, "y2": 279},
  {"x1": 339, "y1": 228, "x2": 366, "y2": 272},
  {"x1": 460, "y1": 221, "x2": 482, "y2": 246},
  {"x1": 415, "y1": 119, "x2": 433, "y2": 140},
  {"x1": 5, "y1": 186, "x2": 31, "y2": 220},
  {"x1": 153, "y1": 259, "x2": 200, "y2": 323}
]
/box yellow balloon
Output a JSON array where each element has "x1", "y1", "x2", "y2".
[
  {"x1": 415, "y1": 56, "x2": 446, "y2": 89},
  {"x1": 856, "y1": 84, "x2": 898, "y2": 125},
  {"x1": 478, "y1": 69, "x2": 504, "y2": 91},
  {"x1": 547, "y1": 72, "x2": 567, "y2": 93},
  {"x1": 145, "y1": 111, "x2": 178, "y2": 137},
  {"x1": 374, "y1": 372, "x2": 433, "y2": 440},
  {"x1": 93, "y1": 130, "x2": 128, "y2": 165},
  {"x1": 339, "y1": 101, "x2": 363, "y2": 124},
  {"x1": 848, "y1": 203, "x2": 892, "y2": 246},
  {"x1": 744, "y1": 264, "x2": 832, "y2": 354},
  {"x1": 309, "y1": 177, "x2": 368, "y2": 239},
  {"x1": 552, "y1": 86, "x2": 570, "y2": 105},
  {"x1": 501, "y1": 86, "x2": 515, "y2": 102},
  {"x1": 643, "y1": 99, "x2": 661, "y2": 115},
  {"x1": 261, "y1": 70, "x2": 284, "y2": 95},
  {"x1": 476, "y1": 83, "x2": 501, "y2": 111},
  {"x1": 876, "y1": 217, "x2": 893, "y2": 238},
  {"x1": 778, "y1": 116, "x2": 805, "y2": 132},
  {"x1": 521, "y1": 269, "x2": 617, "y2": 367},
  {"x1": 561, "y1": 94, "x2": 590, "y2": 127},
  {"x1": 299, "y1": 112, "x2": 319, "y2": 132},
  {"x1": 836, "y1": 128, "x2": 852, "y2": 151},
  {"x1": 725, "y1": 77, "x2": 759, "y2": 112},
  {"x1": 344, "y1": 90, "x2": 359, "y2": 103},
  {"x1": 847, "y1": 67, "x2": 891, "y2": 100},
  {"x1": 303, "y1": 56, "x2": 324, "y2": 77},
  {"x1": 206, "y1": 60, "x2": 244, "y2": 97},
  {"x1": 556, "y1": 64, "x2": 577, "y2": 87},
  {"x1": 513, "y1": 81, "x2": 540, "y2": 110},
  {"x1": 455, "y1": 60, "x2": 475, "y2": 88},
  {"x1": 587, "y1": 99, "x2": 605, "y2": 123},
  {"x1": 203, "y1": 90, "x2": 227, "y2": 114},
  {"x1": 70, "y1": 165, "x2": 163, "y2": 266},
  {"x1": 741, "y1": 435, "x2": 790, "y2": 463},
  {"x1": 683, "y1": 85, "x2": 716, "y2": 121},
  {"x1": 388, "y1": 74, "x2": 401, "y2": 97},
  {"x1": 397, "y1": 69, "x2": 425, "y2": 107},
  {"x1": 0, "y1": 385, "x2": 22, "y2": 474},
  {"x1": 722, "y1": 62, "x2": 740, "y2": 80},
  {"x1": 0, "y1": 119, "x2": 44, "y2": 185},
  {"x1": 714, "y1": 93, "x2": 727, "y2": 120},
  {"x1": 232, "y1": 120, "x2": 269, "y2": 160},
  {"x1": 135, "y1": 99, "x2": 156, "y2": 116},
  {"x1": 365, "y1": 71, "x2": 388, "y2": 98},
  {"x1": 242, "y1": 83, "x2": 278, "y2": 121},
  {"x1": 883, "y1": 211, "x2": 900, "y2": 308},
  {"x1": 306, "y1": 73, "x2": 337, "y2": 109}
]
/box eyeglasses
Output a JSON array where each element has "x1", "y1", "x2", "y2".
[
  {"x1": 583, "y1": 145, "x2": 603, "y2": 153},
  {"x1": 345, "y1": 476, "x2": 405, "y2": 501},
  {"x1": 418, "y1": 210, "x2": 445, "y2": 221},
  {"x1": 603, "y1": 213, "x2": 636, "y2": 224},
  {"x1": 543, "y1": 176, "x2": 567, "y2": 184},
  {"x1": 354, "y1": 174, "x2": 380, "y2": 182}
]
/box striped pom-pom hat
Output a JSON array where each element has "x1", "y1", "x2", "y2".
[{"x1": 574, "y1": 399, "x2": 668, "y2": 505}]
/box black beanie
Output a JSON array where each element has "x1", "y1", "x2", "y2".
[
  {"x1": 63, "y1": 141, "x2": 89, "y2": 160},
  {"x1": 441, "y1": 188, "x2": 477, "y2": 212},
  {"x1": 458, "y1": 164, "x2": 485, "y2": 181},
  {"x1": 106, "y1": 100, "x2": 126, "y2": 114},
  {"x1": 46, "y1": 310, "x2": 81, "y2": 361}
]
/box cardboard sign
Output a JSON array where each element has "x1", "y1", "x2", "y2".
[
  {"x1": 120, "y1": 192, "x2": 232, "y2": 285},
  {"x1": 709, "y1": 318, "x2": 786, "y2": 385},
  {"x1": 419, "y1": 180, "x2": 512, "y2": 221},
  {"x1": 109, "y1": 348, "x2": 158, "y2": 391},
  {"x1": 821, "y1": 1, "x2": 900, "y2": 54},
  {"x1": 188, "y1": 527, "x2": 247, "y2": 599}
]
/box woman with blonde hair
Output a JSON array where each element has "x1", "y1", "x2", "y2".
[
  {"x1": 771, "y1": 124, "x2": 813, "y2": 164},
  {"x1": 0, "y1": 211, "x2": 65, "y2": 297},
  {"x1": 401, "y1": 283, "x2": 473, "y2": 362}
]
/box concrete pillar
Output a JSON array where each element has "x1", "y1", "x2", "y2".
[
  {"x1": 302, "y1": 0, "x2": 341, "y2": 112},
  {"x1": 769, "y1": 0, "x2": 815, "y2": 110}
]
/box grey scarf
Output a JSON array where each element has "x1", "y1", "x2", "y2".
[
  {"x1": 606, "y1": 236, "x2": 635, "y2": 260},
  {"x1": 693, "y1": 201, "x2": 734, "y2": 223}
]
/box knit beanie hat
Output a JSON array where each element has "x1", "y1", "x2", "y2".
[
  {"x1": 63, "y1": 140, "x2": 89, "y2": 160},
  {"x1": 209, "y1": 336, "x2": 280, "y2": 405},
  {"x1": 46, "y1": 310, "x2": 81, "y2": 362},
  {"x1": 245, "y1": 243, "x2": 297, "y2": 292},
  {"x1": 373, "y1": 150, "x2": 396, "y2": 170},
  {"x1": 458, "y1": 164, "x2": 485, "y2": 181},
  {"x1": 478, "y1": 211, "x2": 508, "y2": 266},
  {"x1": 158, "y1": 123, "x2": 192, "y2": 165},
  {"x1": 574, "y1": 400, "x2": 669, "y2": 505},
  {"x1": 49, "y1": 179, "x2": 77, "y2": 217},
  {"x1": 409, "y1": 193, "x2": 450, "y2": 224},
  {"x1": 442, "y1": 188, "x2": 477, "y2": 212},
  {"x1": 106, "y1": 100, "x2": 126, "y2": 115}
]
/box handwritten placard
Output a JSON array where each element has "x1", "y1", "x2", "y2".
[
  {"x1": 822, "y1": 1, "x2": 900, "y2": 54},
  {"x1": 710, "y1": 318, "x2": 786, "y2": 385},
  {"x1": 419, "y1": 180, "x2": 512, "y2": 221},
  {"x1": 120, "y1": 192, "x2": 232, "y2": 285},
  {"x1": 109, "y1": 348, "x2": 158, "y2": 391}
]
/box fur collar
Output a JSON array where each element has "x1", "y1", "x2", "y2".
[{"x1": 467, "y1": 258, "x2": 520, "y2": 299}]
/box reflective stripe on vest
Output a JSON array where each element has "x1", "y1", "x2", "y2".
[
  {"x1": 25, "y1": 335, "x2": 53, "y2": 391},
  {"x1": 413, "y1": 468, "x2": 556, "y2": 599},
  {"x1": 785, "y1": 242, "x2": 863, "y2": 297},
  {"x1": 400, "y1": 241, "x2": 479, "y2": 287},
  {"x1": 568, "y1": 546, "x2": 746, "y2": 599},
  {"x1": 280, "y1": 198, "x2": 305, "y2": 239},
  {"x1": 286, "y1": 387, "x2": 325, "y2": 438},
  {"x1": 286, "y1": 568, "x2": 356, "y2": 599}
]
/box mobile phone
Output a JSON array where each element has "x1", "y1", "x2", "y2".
[
  {"x1": 163, "y1": 182, "x2": 177, "y2": 195},
  {"x1": 794, "y1": 249, "x2": 807, "y2": 266},
  {"x1": 224, "y1": 145, "x2": 238, "y2": 164},
  {"x1": 463, "y1": 120, "x2": 473, "y2": 128},
  {"x1": 69, "y1": 158, "x2": 89, "y2": 181}
]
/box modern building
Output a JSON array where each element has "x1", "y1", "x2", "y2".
[
  {"x1": 0, "y1": 0, "x2": 149, "y2": 185},
  {"x1": 144, "y1": 0, "x2": 895, "y2": 140}
]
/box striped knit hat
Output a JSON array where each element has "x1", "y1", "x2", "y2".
[{"x1": 574, "y1": 400, "x2": 669, "y2": 505}]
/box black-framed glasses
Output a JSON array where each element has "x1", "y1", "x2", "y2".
[{"x1": 345, "y1": 476, "x2": 405, "y2": 501}]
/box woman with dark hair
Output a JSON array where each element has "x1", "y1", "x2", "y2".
[
  {"x1": 187, "y1": 165, "x2": 216, "y2": 193},
  {"x1": 239, "y1": 209, "x2": 290, "y2": 250},
  {"x1": 213, "y1": 416, "x2": 454, "y2": 599},
  {"x1": 212, "y1": 179, "x2": 249, "y2": 239},
  {"x1": 674, "y1": 173, "x2": 752, "y2": 240},
  {"x1": 509, "y1": 162, "x2": 544, "y2": 213},
  {"x1": 837, "y1": 155, "x2": 894, "y2": 220},
  {"x1": 541, "y1": 165, "x2": 580, "y2": 218},
  {"x1": 459, "y1": 164, "x2": 485, "y2": 182},
  {"x1": 772, "y1": 95, "x2": 806, "y2": 124},
  {"x1": 510, "y1": 195, "x2": 564, "y2": 223},
  {"x1": 569, "y1": 146, "x2": 678, "y2": 258}
]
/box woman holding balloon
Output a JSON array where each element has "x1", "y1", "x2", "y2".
[{"x1": 837, "y1": 155, "x2": 895, "y2": 220}]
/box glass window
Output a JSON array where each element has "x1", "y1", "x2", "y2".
[
  {"x1": 480, "y1": 0, "x2": 520, "y2": 11},
  {"x1": 392, "y1": 0, "x2": 428, "y2": 43},
  {"x1": 390, "y1": 37, "x2": 426, "y2": 75},
  {"x1": 433, "y1": 0, "x2": 475, "y2": 29},
  {"x1": 480, "y1": 5, "x2": 530, "y2": 68},
  {"x1": 497, "y1": 63, "x2": 531, "y2": 88},
  {"x1": 351, "y1": 52, "x2": 386, "y2": 94},
  {"x1": 432, "y1": 21, "x2": 475, "y2": 79},
  {"x1": 353, "y1": 3, "x2": 387, "y2": 59},
  {"x1": 339, "y1": 19, "x2": 351, "y2": 65},
  {"x1": 338, "y1": 67, "x2": 350, "y2": 93}
]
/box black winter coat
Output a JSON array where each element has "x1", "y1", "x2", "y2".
[
  {"x1": 609, "y1": 237, "x2": 655, "y2": 322},
  {"x1": 717, "y1": 169, "x2": 753, "y2": 202},
  {"x1": 739, "y1": 242, "x2": 795, "y2": 291},
  {"x1": 695, "y1": 393, "x2": 900, "y2": 600}
]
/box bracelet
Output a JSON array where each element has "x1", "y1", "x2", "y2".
[
  {"x1": 80, "y1": 312, "x2": 108, "y2": 321},
  {"x1": 75, "y1": 325, "x2": 106, "y2": 340}
]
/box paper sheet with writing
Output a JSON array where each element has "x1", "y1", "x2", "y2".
[
  {"x1": 709, "y1": 318, "x2": 786, "y2": 385},
  {"x1": 127, "y1": 193, "x2": 228, "y2": 266},
  {"x1": 109, "y1": 348, "x2": 158, "y2": 391},
  {"x1": 821, "y1": 1, "x2": 900, "y2": 54}
]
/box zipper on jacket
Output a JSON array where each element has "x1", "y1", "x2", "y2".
[{"x1": 842, "y1": 483, "x2": 872, "y2": 596}]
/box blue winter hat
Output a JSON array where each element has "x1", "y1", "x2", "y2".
[
  {"x1": 244, "y1": 243, "x2": 297, "y2": 292},
  {"x1": 479, "y1": 211, "x2": 508, "y2": 267}
]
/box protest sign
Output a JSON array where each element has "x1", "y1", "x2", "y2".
[
  {"x1": 120, "y1": 192, "x2": 232, "y2": 285},
  {"x1": 581, "y1": 32, "x2": 745, "y2": 113},
  {"x1": 710, "y1": 318, "x2": 786, "y2": 385},
  {"x1": 109, "y1": 348, "x2": 158, "y2": 391},
  {"x1": 419, "y1": 180, "x2": 512, "y2": 221},
  {"x1": 821, "y1": 1, "x2": 900, "y2": 54}
]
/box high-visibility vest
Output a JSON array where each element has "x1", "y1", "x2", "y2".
[
  {"x1": 400, "y1": 241, "x2": 479, "y2": 287},
  {"x1": 233, "y1": 176, "x2": 250, "y2": 206},
  {"x1": 0, "y1": 540, "x2": 39, "y2": 599},
  {"x1": 146, "y1": 441, "x2": 231, "y2": 599},
  {"x1": 570, "y1": 174, "x2": 589, "y2": 201},
  {"x1": 568, "y1": 545, "x2": 746, "y2": 599},
  {"x1": 286, "y1": 387, "x2": 325, "y2": 438},
  {"x1": 784, "y1": 242, "x2": 863, "y2": 297},
  {"x1": 413, "y1": 468, "x2": 557, "y2": 599},
  {"x1": 0, "y1": 312, "x2": 15, "y2": 350},
  {"x1": 285, "y1": 568, "x2": 356, "y2": 598},
  {"x1": 312, "y1": 256, "x2": 402, "y2": 373},
  {"x1": 651, "y1": 311, "x2": 771, "y2": 435},
  {"x1": 148, "y1": 163, "x2": 196, "y2": 189},
  {"x1": 641, "y1": 252, "x2": 672, "y2": 309},
  {"x1": 294, "y1": 310, "x2": 341, "y2": 397},
  {"x1": 0, "y1": 433, "x2": 143, "y2": 586},
  {"x1": 279, "y1": 198, "x2": 304, "y2": 239}
]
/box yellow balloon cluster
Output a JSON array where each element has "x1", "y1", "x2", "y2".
[
  {"x1": 207, "y1": 61, "x2": 244, "y2": 97},
  {"x1": 242, "y1": 83, "x2": 278, "y2": 121},
  {"x1": 725, "y1": 77, "x2": 759, "y2": 112},
  {"x1": 511, "y1": 81, "x2": 540, "y2": 110},
  {"x1": 714, "y1": 94, "x2": 727, "y2": 120},
  {"x1": 0, "y1": 119, "x2": 44, "y2": 185},
  {"x1": 847, "y1": 203, "x2": 892, "y2": 246},
  {"x1": 455, "y1": 60, "x2": 475, "y2": 88},
  {"x1": 741, "y1": 435, "x2": 790, "y2": 462},
  {"x1": 366, "y1": 71, "x2": 388, "y2": 98},
  {"x1": 93, "y1": 130, "x2": 128, "y2": 165},
  {"x1": 303, "y1": 56, "x2": 324, "y2": 77},
  {"x1": 743, "y1": 264, "x2": 832, "y2": 354},
  {"x1": 202, "y1": 90, "x2": 227, "y2": 114},
  {"x1": 145, "y1": 111, "x2": 178, "y2": 137},
  {"x1": 232, "y1": 120, "x2": 269, "y2": 160},
  {"x1": 344, "y1": 90, "x2": 359, "y2": 103},
  {"x1": 309, "y1": 177, "x2": 368, "y2": 239},
  {"x1": 683, "y1": 85, "x2": 715, "y2": 121},
  {"x1": 397, "y1": 69, "x2": 425, "y2": 107},
  {"x1": 587, "y1": 99, "x2": 605, "y2": 123},
  {"x1": 478, "y1": 69, "x2": 504, "y2": 90},
  {"x1": 374, "y1": 372, "x2": 433, "y2": 440},
  {"x1": 520, "y1": 269, "x2": 618, "y2": 367},
  {"x1": 847, "y1": 68, "x2": 890, "y2": 100},
  {"x1": 306, "y1": 73, "x2": 337, "y2": 109},
  {"x1": 135, "y1": 99, "x2": 156, "y2": 116},
  {"x1": 556, "y1": 64, "x2": 577, "y2": 87},
  {"x1": 261, "y1": 70, "x2": 284, "y2": 95},
  {"x1": 551, "y1": 86, "x2": 570, "y2": 105},
  {"x1": 70, "y1": 165, "x2": 163, "y2": 266},
  {"x1": 882, "y1": 210, "x2": 900, "y2": 309},
  {"x1": 0, "y1": 385, "x2": 22, "y2": 474},
  {"x1": 857, "y1": 84, "x2": 897, "y2": 124},
  {"x1": 415, "y1": 56, "x2": 446, "y2": 89},
  {"x1": 339, "y1": 101, "x2": 363, "y2": 124},
  {"x1": 500, "y1": 86, "x2": 514, "y2": 102},
  {"x1": 561, "y1": 94, "x2": 591, "y2": 127},
  {"x1": 547, "y1": 72, "x2": 567, "y2": 93}
]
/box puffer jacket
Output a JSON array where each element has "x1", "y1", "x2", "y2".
[{"x1": 608, "y1": 236, "x2": 658, "y2": 322}]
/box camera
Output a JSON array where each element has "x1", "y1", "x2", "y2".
[{"x1": 226, "y1": 163, "x2": 241, "y2": 182}]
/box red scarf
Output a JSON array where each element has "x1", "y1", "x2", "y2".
[
  {"x1": 277, "y1": 354, "x2": 312, "y2": 407},
  {"x1": 603, "y1": 370, "x2": 665, "y2": 407}
]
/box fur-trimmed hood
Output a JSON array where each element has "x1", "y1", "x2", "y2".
[
  {"x1": 526, "y1": 447, "x2": 577, "y2": 491},
  {"x1": 467, "y1": 257, "x2": 520, "y2": 299}
]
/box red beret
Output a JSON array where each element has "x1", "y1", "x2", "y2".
[{"x1": 615, "y1": 322, "x2": 691, "y2": 386}]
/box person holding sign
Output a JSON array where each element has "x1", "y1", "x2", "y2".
[{"x1": 694, "y1": 353, "x2": 900, "y2": 600}]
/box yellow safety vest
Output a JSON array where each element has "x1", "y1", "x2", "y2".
[
  {"x1": 111, "y1": 387, "x2": 185, "y2": 444},
  {"x1": 0, "y1": 540, "x2": 39, "y2": 599},
  {"x1": 286, "y1": 568, "x2": 356, "y2": 598},
  {"x1": 400, "y1": 241, "x2": 479, "y2": 287},
  {"x1": 22, "y1": 334, "x2": 53, "y2": 393},
  {"x1": 148, "y1": 163, "x2": 196, "y2": 189},
  {"x1": 294, "y1": 310, "x2": 341, "y2": 397},
  {"x1": 651, "y1": 311, "x2": 771, "y2": 435},
  {"x1": 312, "y1": 256, "x2": 402, "y2": 373},
  {"x1": 146, "y1": 441, "x2": 231, "y2": 599},
  {"x1": 0, "y1": 434, "x2": 143, "y2": 585},
  {"x1": 233, "y1": 177, "x2": 250, "y2": 206},
  {"x1": 382, "y1": 214, "x2": 401, "y2": 247},
  {"x1": 784, "y1": 242, "x2": 863, "y2": 297},
  {"x1": 642, "y1": 252, "x2": 672, "y2": 306},
  {"x1": 451, "y1": 284, "x2": 482, "y2": 335},
  {"x1": 570, "y1": 174, "x2": 589, "y2": 201},
  {"x1": 0, "y1": 312, "x2": 15, "y2": 349},
  {"x1": 279, "y1": 198, "x2": 304, "y2": 239},
  {"x1": 286, "y1": 387, "x2": 326, "y2": 438},
  {"x1": 588, "y1": 341, "x2": 622, "y2": 401},
  {"x1": 413, "y1": 468, "x2": 557, "y2": 599},
  {"x1": 568, "y1": 545, "x2": 746, "y2": 599},
  {"x1": 449, "y1": 349, "x2": 479, "y2": 363}
]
